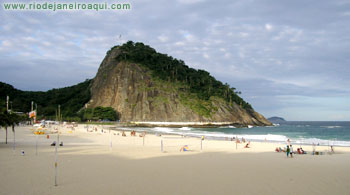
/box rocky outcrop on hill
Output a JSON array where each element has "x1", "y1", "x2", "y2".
[{"x1": 87, "y1": 44, "x2": 271, "y2": 126}]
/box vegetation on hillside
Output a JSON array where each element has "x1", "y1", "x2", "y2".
[
  {"x1": 111, "y1": 41, "x2": 252, "y2": 109},
  {"x1": 79, "y1": 106, "x2": 119, "y2": 121},
  {"x1": 0, "y1": 80, "x2": 92, "y2": 120},
  {"x1": 138, "y1": 76, "x2": 219, "y2": 118}
]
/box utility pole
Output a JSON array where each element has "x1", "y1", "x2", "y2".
[
  {"x1": 6, "y1": 96, "x2": 9, "y2": 112},
  {"x1": 35, "y1": 103, "x2": 38, "y2": 121},
  {"x1": 58, "y1": 105, "x2": 61, "y2": 122},
  {"x1": 31, "y1": 101, "x2": 34, "y2": 125}
]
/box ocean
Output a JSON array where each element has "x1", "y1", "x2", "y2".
[{"x1": 118, "y1": 121, "x2": 350, "y2": 147}]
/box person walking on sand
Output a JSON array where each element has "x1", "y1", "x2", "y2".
[
  {"x1": 286, "y1": 145, "x2": 290, "y2": 158},
  {"x1": 290, "y1": 145, "x2": 293, "y2": 158}
]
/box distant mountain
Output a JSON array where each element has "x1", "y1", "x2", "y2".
[{"x1": 268, "y1": 117, "x2": 286, "y2": 123}]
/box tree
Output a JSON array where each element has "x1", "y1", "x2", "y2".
[
  {"x1": 8, "y1": 112, "x2": 21, "y2": 149},
  {"x1": 80, "y1": 107, "x2": 119, "y2": 121},
  {"x1": 0, "y1": 110, "x2": 10, "y2": 144}
]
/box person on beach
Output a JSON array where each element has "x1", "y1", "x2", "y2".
[
  {"x1": 290, "y1": 145, "x2": 293, "y2": 158},
  {"x1": 286, "y1": 145, "x2": 290, "y2": 157}
]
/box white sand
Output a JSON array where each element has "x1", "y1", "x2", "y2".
[{"x1": 1, "y1": 125, "x2": 350, "y2": 195}]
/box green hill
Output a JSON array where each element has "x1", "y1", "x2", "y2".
[{"x1": 0, "y1": 79, "x2": 91, "y2": 120}]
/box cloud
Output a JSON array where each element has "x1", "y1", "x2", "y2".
[
  {"x1": 202, "y1": 53, "x2": 210, "y2": 59},
  {"x1": 265, "y1": 23, "x2": 273, "y2": 31},
  {"x1": 1, "y1": 0, "x2": 350, "y2": 120},
  {"x1": 157, "y1": 35, "x2": 169, "y2": 42},
  {"x1": 177, "y1": 0, "x2": 203, "y2": 4}
]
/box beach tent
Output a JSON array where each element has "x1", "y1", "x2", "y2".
[{"x1": 180, "y1": 145, "x2": 189, "y2": 152}]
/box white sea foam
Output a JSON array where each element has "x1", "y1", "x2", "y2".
[
  {"x1": 224, "y1": 134, "x2": 287, "y2": 142},
  {"x1": 219, "y1": 126, "x2": 236, "y2": 128},
  {"x1": 153, "y1": 127, "x2": 174, "y2": 133},
  {"x1": 143, "y1": 126, "x2": 350, "y2": 147},
  {"x1": 295, "y1": 138, "x2": 350, "y2": 147},
  {"x1": 321, "y1": 126, "x2": 342, "y2": 129}
]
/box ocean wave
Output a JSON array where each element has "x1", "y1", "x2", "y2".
[
  {"x1": 296, "y1": 125, "x2": 311, "y2": 127},
  {"x1": 320, "y1": 126, "x2": 342, "y2": 129},
  {"x1": 153, "y1": 127, "x2": 174, "y2": 133},
  {"x1": 179, "y1": 127, "x2": 191, "y2": 131},
  {"x1": 142, "y1": 126, "x2": 350, "y2": 147},
  {"x1": 219, "y1": 126, "x2": 236, "y2": 128},
  {"x1": 294, "y1": 138, "x2": 350, "y2": 147}
]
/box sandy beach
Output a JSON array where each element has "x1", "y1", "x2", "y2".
[{"x1": 1, "y1": 124, "x2": 350, "y2": 195}]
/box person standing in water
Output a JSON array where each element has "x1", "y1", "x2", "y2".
[
  {"x1": 286, "y1": 145, "x2": 290, "y2": 158},
  {"x1": 287, "y1": 139, "x2": 291, "y2": 146}
]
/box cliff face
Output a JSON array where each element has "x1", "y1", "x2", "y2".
[{"x1": 88, "y1": 47, "x2": 271, "y2": 126}]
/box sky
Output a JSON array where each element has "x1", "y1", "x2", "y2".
[{"x1": 1, "y1": 0, "x2": 350, "y2": 121}]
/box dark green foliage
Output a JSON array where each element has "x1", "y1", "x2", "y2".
[
  {"x1": 0, "y1": 107, "x2": 25, "y2": 144},
  {"x1": 112, "y1": 41, "x2": 252, "y2": 109},
  {"x1": 0, "y1": 110, "x2": 10, "y2": 128},
  {"x1": 79, "y1": 106, "x2": 119, "y2": 121},
  {"x1": 0, "y1": 79, "x2": 92, "y2": 120}
]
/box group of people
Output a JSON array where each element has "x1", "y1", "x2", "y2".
[
  {"x1": 50, "y1": 141, "x2": 63, "y2": 146},
  {"x1": 234, "y1": 137, "x2": 246, "y2": 144},
  {"x1": 121, "y1": 130, "x2": 146, "y2": 138},
  {"x1": 297, "y1": 147, "x2": 306, "y2": 154},
  {"x1": 286, "y1": 145, "x2": 293, "y2": 158},
  {"x1": 274, "y1": 144, "x2": 296, "y2": 157},
  {"x1": 275, "y1": 139, "x2": 306, "y2": 158}
]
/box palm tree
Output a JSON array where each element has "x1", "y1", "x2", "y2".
[
  {"x1": 8, "y1": 113, "x2": 21, "y2": 150},
  {"x1": 0, "y1": 110, "x2": 10, "y2": 144}
]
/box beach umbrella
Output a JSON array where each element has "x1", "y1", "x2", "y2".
[{"x1": 180, "y1": 145, "x2": 189, "y2": 152}]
